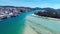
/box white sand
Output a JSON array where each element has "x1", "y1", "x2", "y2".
[
  {"x1": 23, "y1": 24, "x2": 37, "y2": 34},
  {"x1": 31, "y1": 14, "x2": 60, "y2": 21}
]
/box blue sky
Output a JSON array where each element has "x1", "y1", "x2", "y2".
[{"x1": 0, "y1": 0, "x2": 60, "y2": 9}]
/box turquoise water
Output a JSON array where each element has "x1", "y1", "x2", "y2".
[
  {"x1": 0, "y1": 10, "x2": 36, "y2": 34},
  {"x1": 0, "y1": 13, "x2": 27, "y2": 34},
  {"x1": 0, "y1": 10, "x2": 60, "y2": 34}
]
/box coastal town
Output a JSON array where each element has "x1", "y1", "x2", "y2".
[
  {"x1": 1, "y1": 6, "x2": 60, "y2": 21},
  {"x1": 0, "y1": 6, "x2": 32, "y2": 21}
]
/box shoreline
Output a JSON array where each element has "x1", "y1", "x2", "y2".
[{"x1": 31, "y1": 14, "x2": 60, "y2": 21}]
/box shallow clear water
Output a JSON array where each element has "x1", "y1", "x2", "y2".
[
  {"x1": 0, "y1": 10, "x2": 60, "y2": 34},
  {"x1": 26, "y1": 15, "x2": 60, "y2": 34}
]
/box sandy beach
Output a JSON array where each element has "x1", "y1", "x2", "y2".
[{"x1": 32, "y1": 14, "x2": 60, "y2": 22}]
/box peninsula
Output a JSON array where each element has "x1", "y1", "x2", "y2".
[{"x1": 35, "y1": 8, "x2": 60, "y2": 19}]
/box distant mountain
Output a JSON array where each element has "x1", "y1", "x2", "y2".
[
  {"x1": 0, "y1": 6, "x2": 31, "y2": 8},
  {"x1": 0, "y1": 6, "x2": 16, "y2": 8}
]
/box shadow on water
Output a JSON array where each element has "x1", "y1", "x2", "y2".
[{"x1": 0, "y1": 13, "x2": 27, "y2": 34}]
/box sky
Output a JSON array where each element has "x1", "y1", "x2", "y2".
[{"x1": 0, "y1": 0, "x2": 60, "y2": 9}]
